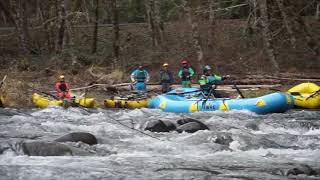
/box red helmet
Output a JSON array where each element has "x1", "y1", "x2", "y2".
[{"x1": 180, "y1": 58, "x2": 188, "y2": 64}]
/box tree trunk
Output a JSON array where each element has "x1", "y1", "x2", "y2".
[
  {"x1": 105, "y1": 0, "x2": 112, "y2": 24},
  {"x1": 92, "y1": 0, "x2": 99, "y2": 54},
  {"x1": 56, "y1": 0, "x2": 66, "y2": 54},
  {"x1": 258, "y1": 0, "x2": 280, "y2": 73},
  {"x1": 184, "y1": 0, "x2": 204, "y2": 74},
  {"x1": 275, "y1": 0, "x2": 296, "y2": 48},
  {"x1": 153, "y1": 0, "x2": 163, "y2": 45},
  {"x1": 10, "y1": 0, "x2": 29, "y2": 55},
  {"x1": 111, "y1": 0, "x2": 120, "y2": 69},
  {"x1": 145, "y1": 0, "x2": 162, "y2": 47},
  {"x1": 145, "y1": 0, "x2": 156, "y2": 46},
  {"x1": 316, "y1": 2, "x2": 320, "y2": 21},
  {"x1": 0, "y1": 1, "x2": 15, "y2": 25},
  {"x1": 208, "y1": 0, "x2": 215, "y2": 49}
]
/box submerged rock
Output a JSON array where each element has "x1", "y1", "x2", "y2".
[
  {"x1": 22, "y1": 141, "x2": 73, "y2": 156},
  {"x1": 245, "y1": 121, "x2": 260, "y2": 131},
  {"x1": 144, "y1": 118, "x2": 209, "y2": 133},
  {"x1": 54, "y1": 132, "x2": 98, "y2": 145},
  {"x1": 214, "y1": 134, "x2": 234, "y2": 146},
  {"x1": 145, "y1": 120, "x2": 176, "y2": 132},
  {"x1": 286, "y1": 164, "x2": 318, "y2": 176},
  {"x1": 176, "y1": 122, "x2": 208, "y2": 133}
]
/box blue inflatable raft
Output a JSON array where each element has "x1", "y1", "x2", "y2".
[{"x1": 148, "y1": 88, "x2": 294, "y2": 114}]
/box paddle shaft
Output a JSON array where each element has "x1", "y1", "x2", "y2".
[
  {"x1": 0, "y1": 75, "x2": 7, "y2": 88},
  {"x1": 306, "y1": 89, "x2": 320, "y2": 100},
  {"x1": 233, "y1": 84, "x2": 245, "y2": 98}
]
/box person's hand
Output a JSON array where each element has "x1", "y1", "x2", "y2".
[{"x1": 223, "y1": 75, "x2": 230, "y2": 79}]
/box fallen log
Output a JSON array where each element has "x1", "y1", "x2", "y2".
[{"x1": 66, "y1": 83, "x2": 282, "y2": 92}]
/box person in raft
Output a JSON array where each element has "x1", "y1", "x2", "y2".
[
  {"x1": 54, "y1": 75, "x2": 71, "y2": 99},
  {"x1": 178, "y1": 58, "x2": 194, "y2": 88},
  {"x1": 198, "y1": 65, "x2": 229, "y2": 98},
  {"x1": 159, "y1": 63, "x2": 174, "y2": 93},
  {"x1": 130, "y1": 65, "x2": 150, "y2": 91}
]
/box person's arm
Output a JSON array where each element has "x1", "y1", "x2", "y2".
[
  {"x1": 189, "y1": 68, "x2": 195, "y2": 77},
  {"x1": 130, "y1": 70, "x2": 136, "y2": 82},
  {"x1": 178, "y1": 70, "x2": 182, "y2": 78},
  {"x1": 213, "y1": 75, "x2": 222, "y2": 81},
  {"x1": 169, "y1": 71, "x2": 174, "y2": 84},
  {"x1": 159, "y1": 71, "x2": 162, "y2": 84},
  {"x1": 65, "y1": 82, "x2": 70, "y2": 92},
  {"x1": 145, "y1": 70, "x2": 150, "y2": 82},
  {"x1": 54, "y1": 82, "x2": 61, "y2": 92}
]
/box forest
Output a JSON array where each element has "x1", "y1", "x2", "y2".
[{"x1": 0, "y1": 0, "x2": 319, "y2": 99}]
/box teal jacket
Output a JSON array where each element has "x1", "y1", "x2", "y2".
[{"x1": 178, "y1": 67, "x2": 194, "y2": 81}]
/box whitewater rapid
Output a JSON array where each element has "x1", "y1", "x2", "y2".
[{"x1": 0, "y1": 107, "x2": 320, "y2": 179}]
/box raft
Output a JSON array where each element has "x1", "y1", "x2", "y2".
[
  {"x1": 32, "y1": 93, "x2": 95, "y2": 108},
  {"x1": 0, "y1": 95, "x2": 4, "y2": 107},
  {"x1": 148, "y1": 88, "x2": 294, "y2": 114},
  {"x1": 288, "y1": 83, "x2": 320, "y2": 109},
  {"x1": 104, "y1": 98, "x2": 148, "y2": 109}
]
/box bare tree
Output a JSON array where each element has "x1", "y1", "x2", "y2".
[
  {"x1": 276, "y1": 0, "x2": 296, "y2": 48},
  {"x1": 258, "y1": 0, "x2": 280, "y2": 73},
  {"x1": 56, "y1": 0, "x2": 67, "y2": 54},
  {"x1": 145, "y1": 0, "x2": 163, "y2": 47},
  {"x1": 316, "y1": 1, "x2": 320, "y2": 21},
  {"x1": 92, "y1": 0, "x2": 99, "y2": 54},
  {"x1": 2, "y1": 0, "x2": 30, "y2": 55},
  {"x1": 183, "y1": 0, "x2": 204, "y2": 73},
  {"x1": 0, "y1": 1, "x2": 16, "y2": 25},
  {"x1": 208, "y1": 0, "x2": 215, "y2": 49},
  {"x1": 111, "y1": 0, "x2": 120, "y2": 69}
]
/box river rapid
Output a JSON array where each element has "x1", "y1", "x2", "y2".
[{"x1": 0, "y1": 107, "x2": 320, "y2": 180}]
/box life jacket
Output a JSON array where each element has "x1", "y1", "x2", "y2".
[
  {"x1": 136, "y1": 70, "x2": 146, "y2": 82},
  {"x1": 181, "y1": 68, "x2": 191, "y2": 81},
  {"x1": 160, "y1": 70, "x2": 171, "y2": 82},
  {"x1": 55, "y1": 81, "x2": 69, "y2": 92},
  {"x1": 55, "y1": 81, "x2": 71, "y2": 99}
]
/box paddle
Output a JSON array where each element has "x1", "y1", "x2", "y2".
[
  {"x1": 0, "y1": 75, "x2": 7, "y2": 89},
  {"x1": 306, "y1": 89, "x2": 320, "y2": 100},
  {"x1": 201, "y1": 84, "x2": 217, "y2": 107},
  {"x1": 32, "y1": 87, "x2": 60, "y2": 100},
  {"x1": 33, "y1": 87, "x2": 80, "y2": 108},
  {"x1": 233, "y1": 84, "x2": 245, "y2": 98},
  {"x1": 166, "y1": 89, "x2": 201, "y2": 96}
]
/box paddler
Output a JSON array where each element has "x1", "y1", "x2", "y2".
[
  {"x1": 199, "y1": 65, "x2": 229, "y2": 98},
  {"x1": 130, "y1": 65, "x2": 150, "y2": 91},
  {"x1": 178, "y1": 58, "x2": 194, "y2": 88},
  {"x1": 159, "y1": 63, "x2": 174, "y2": 93},
  {"x1": 54, "y1": 75, "x2": 71, "y2": 99}
]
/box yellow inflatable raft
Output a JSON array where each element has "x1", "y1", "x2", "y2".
[
  {"x1": 288, "y1": 83, "x2": 320, "y2": 109},
  {"x1": 0, "y1": 95, "x2": 4, "y2": 107},
  {"x1": 32, "y1": 93, "x2": 95, "y2": 108},
  {"x1": 104, "y1": 98, "x2": 148, "y2": 109}
]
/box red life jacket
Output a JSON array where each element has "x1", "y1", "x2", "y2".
[{"x1": 54, "y1": 81, "x2": 71, "y2": 99}]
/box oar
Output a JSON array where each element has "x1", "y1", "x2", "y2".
[
  {"x1": 32, "y1": 87, "x2": 60, "y2": 100},
  {"x1": 166, "y1": 89, "x2": 201, "y2": 96},
  {"x1": 0, "y1": 75, "x2": 7, "y2": 88},
  {"x1": 306, "y1": 89, "x2": 320, "y2": 100},
  {"x1": 233, "y1": 84, "x2": 245, "y2": 98},
  {"x1": 201, "y1": 85, "x2": 217, "y2": 108}
]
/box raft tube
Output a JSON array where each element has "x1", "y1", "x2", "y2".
[
  {"x1": 32, "y1": 93, "x2": 95, "y2": 108},
  {"x1": 288, "y1": 82, "x2": 320, "y2": 109},
  {"x1": 148, "y1": 88, "x2": 294, "y2": 114},
  {"x1": 104, "y1": 98, "x2": 148, "y2": 109},
  {"x1": 0, "y1": 95, "x2": 4, "y2": 107}
]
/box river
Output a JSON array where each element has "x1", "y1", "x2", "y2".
[{"x1": 0, "y1": 107, "x2": 320, "y2": 180}]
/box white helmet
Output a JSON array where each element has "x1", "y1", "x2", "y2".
[{"x1": 204, "y1": 65, "x2": 211, "y2": 70}]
